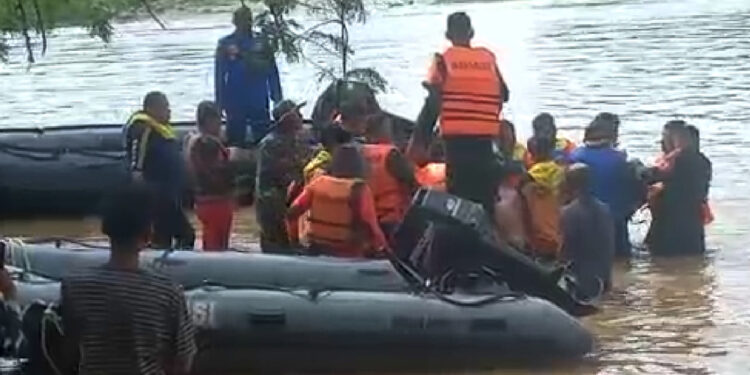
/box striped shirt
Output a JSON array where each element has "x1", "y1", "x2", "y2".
[{"x1": 61, "y1": 266, "x2": 196, "y2": 375}]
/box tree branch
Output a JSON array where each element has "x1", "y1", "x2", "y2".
[
  {"x1": 15, "y1": 0, "x2": 35, "y2": 63},
  {"x1": 31, "y1": 0, "x2": 47, "y2": 55},
  {"x1": 140, "y1": 0, "x2": 166, "y2": 30}
]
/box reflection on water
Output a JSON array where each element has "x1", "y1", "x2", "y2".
[{"x1": 2, "y1": 0, "x2": 750, "y2": 373}]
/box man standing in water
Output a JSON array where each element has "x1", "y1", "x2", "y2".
[
  {"x1": 125, "y1": 91, "x2": 195, "y2": 249},
  {"x1": 415, "y1": 12, "x2": 509, "y2": 214},
  {"x1": 215, "y1": 6, "x2": 283, "y2": 146}
]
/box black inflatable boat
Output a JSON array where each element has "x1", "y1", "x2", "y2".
[
  {"x1": 3, "y1": 237, "x2": 596, "y2": 316},
  {"x1": 8, "y1": 272, "x2": 593, "y2": 373},
  {"x1": 0, "y1": 123, "x2": 198, "y2": 215}
]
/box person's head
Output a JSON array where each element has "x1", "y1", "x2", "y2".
[
  {"x1": 564, "y1": 163, "x2": 591, "y2": 199},
  {"x1": 196, "y1": 100, "x2": 222, "y2": 137},
  {"x1": 273, "y1": 100, "x2": 305, "y2": 133},
  {"x1": 143, "y1": 91, "x2": 170, "y2": 124},
  {"x1": 364, "y1": 112, "x2": 393, "y2": 144},
  {"x1": 329, "y1": 144, "x2": 367, "y2": 179},
  {"x1": 662, "y1": 119, "x2": 687, "y2": 153},
  {"x1": 527, "y1": 135, "x2": 554, "y2": 162},
  {"x1": 100, "y1": 183, "x2": 155, "y2": 253},
  {"x1": 499, "y1": 119, "x2": 517, "y2": 153},
  {"x1": 593, "y1": 112, "x2": 620, "y2": 143},
  {"x1": 339, "y1": 99, "x2": 369, "y2": 135},
  {"x1": 233, "y1": 6, "x2": 252, "y2": 33},
  {"x1": 532, "y1": 112, "x2": 557, "y2": 140},
  {"x1": 686, "y1": 125, "x2": 700, "y2": 151},
  {"x1": 319, "y1": 123, "x2": 352, "y2": 153},
  {"x1": 584, "y1": 116, "x2": 618, "y2": 147},
  {"x1": 445, "y1": 12, "x2": 474, "y2": 46}
]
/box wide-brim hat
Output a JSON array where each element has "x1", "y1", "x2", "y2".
[{"x1": 273, "y1": 100, "x2": 307, "y2": 123}]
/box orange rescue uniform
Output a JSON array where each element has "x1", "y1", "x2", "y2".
[
  {"x1": 362, "y1": 144, "x2": 411, "y2": 224},
  {"x1": 415, "y1": 163, "x2": 447, "y2": 191},
  {"x1": 427, "y1": 46, "x2": 504, "y2": 138},
  {"x1": 287, "y1": 175, "x2": 387, "y2": 258}
]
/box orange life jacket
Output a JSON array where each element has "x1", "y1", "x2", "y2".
[
  {"x1": 415, "y1": 163, "x2": 446, "y2": 191},
  {"x1": 439, "y1": 46, "x2": 502, "y2": 137},
  {"x1": 362, "y1": 144, "x2": 409, "y2": 223},
  {"x1": 307, "y1": 175, "x2": 359, "y2": 249},
  {"x1": 519, "y1": 181, "x2": 562, "y2": 258}
]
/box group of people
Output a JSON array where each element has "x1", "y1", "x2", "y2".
[{"x1": 0, "y1": 9, "x2": 716, "y2": 375}]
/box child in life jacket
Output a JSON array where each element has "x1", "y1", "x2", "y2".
[
  {"x1": 187, "y1": 101, "x2": 235, "y2": 250},
  {"x1": 286, "y1": 144, "x2": 388, "y2": 258},
  {"x1": 362, "y1": 113, "x2": 419, "y2": 235},
  {"x1": 519, "y1": 136, "x2": 565, "y2": 260}
]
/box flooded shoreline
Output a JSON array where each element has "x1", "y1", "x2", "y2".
[{"x1": 3, "y1": 0, "x2": 750, "y2": 373}]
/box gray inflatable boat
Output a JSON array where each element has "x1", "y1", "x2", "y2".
[{"x1": 10, "y1": 273, "x2": 593, "y2": 373}]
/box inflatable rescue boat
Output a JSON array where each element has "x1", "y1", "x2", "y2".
[{"x1": 8, "y1": 272, "x2": 593, "y2": 373}]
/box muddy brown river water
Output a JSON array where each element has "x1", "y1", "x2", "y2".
[{"x1": 2, "y1": 0, "x2": 750, "y2": 373}]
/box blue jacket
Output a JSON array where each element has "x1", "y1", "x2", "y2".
[
  {"x1": 215, "y1": 32, "x2": 282, "y2": 113},
  {"x1": 571, "y1": 145, "x2": 638, "y2": 221}
]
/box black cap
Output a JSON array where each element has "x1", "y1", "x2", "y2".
[{"x1": 272, "y1": 100, "x2": 306, "y2": 123}]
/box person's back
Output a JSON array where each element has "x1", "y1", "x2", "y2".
[
  {"x1": 494, "y1": 167, "x2": 526, "y2": 250},
  {"x1": 561, "y1": 196, "x2": 614, "y2": 299},
  {"x1": 62, "y1": 268, "x2": 194, "y2": 375},
  {"x1": 61, "y1": 185, "x2": 195, "y2": 375}
]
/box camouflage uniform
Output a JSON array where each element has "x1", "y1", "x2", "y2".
[{"x1": 255, "y1": 130, "x2": 313, "y2": 252}]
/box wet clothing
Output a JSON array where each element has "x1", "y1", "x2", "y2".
[
  {"x1": 426, "y1": 46, "x2": 506, "y2": 137},
  {"x1": 188, "y1": 134, "x2": 234, "y2": 198},
  {"x1": 444, "y1": 137, "x2": 499, "y2": 215},
  {"x1": 125, "y1": 112, "x2": 194, "y2": 249},
  {"x1": 125, "y1": 112, "x2": 184, "y2": 195},
  {"x1": 287, "y1": 176, "x2": 387, "y2": 257},
  {"x1": 571, "y1": 144, "x2": 640, "y2": 256},
  {"x1": 215, "y1": 32, "x2": 282, "y2": 145},
  {"x1": 61, "y1": 266, "x2": 196, "y2": 375},
  {"x1": 255, "y1": 130, "x2": 312, "y2": 252},
  {"x1": 195, "y1": 198, "x2": 234, "y2": 251},
  {"x1": 519, "y1": 160, "x2": 564, "y2": 259},
  {"x1": 362, "y1": 143, "x2": 417, "y2": 225},
  {"x1": 647, "y1": 149, "x2": 711, "y2": 255},
  {"x1": 561, "y1": 195, "x2": 615, "y2": 299}
]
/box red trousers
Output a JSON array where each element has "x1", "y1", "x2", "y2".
[{"x1": 195, "y1": 197, "x2": 234, "y2": 251}]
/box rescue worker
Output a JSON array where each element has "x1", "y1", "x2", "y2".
[
  {"x1": 187, "y1": 101, "x2": 235, "y2": 251},
  {"x1": 286, "y1": 144, "x2": 388, "y2": 258},
  {"x1": 256, "y1": 100, "x2": 312, "y2": 253},
  {"x1": 571, "y1": 114, "x2": 641, "y2": 257},
  {"x1": 416, "y1": 11, "x2": 510, "y2": 214},
  {"x1": 524, "y1": 113, "x2": 576, "y2": 167},
  {"x1": 646, "y1": 121, "x2": 711, "y2": 255},
  {"x1": 215, "y1": 6, "x2": 282, "y2": 146},
  {"x1": 519, "y1": 136, "x2": 564, "y2": 260},
  {"x1": 125, "y1": 91, "x2": 195, "y2": 249},
  {"x1": 362, "y1": 113, "x2": 419, "y2": 234},
  {"x1": 561, "y1": 163, "x2": 615, "y2": 299}
]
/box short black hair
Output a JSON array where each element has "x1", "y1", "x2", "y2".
[
  {"x1": 143, "y1": 91, "x2": 167, "y2": 110},
  {"x1": 100, "y1": 184, "x2": 155, "y2": 248},
  {"x1": 320, "y1": 124, "x2": 352, "y2": 150},
  {"x1": 446, "y1": 12, "x2": 473, "y2": 40},
  {"x1": 532, "y1": 112, "x2": 556, "y2": 133},
  {"x1": 664, "y1": 119, "x2": 687, "y2": 131},
  {"x1": 686, "y1": 125, "x2": 700, "y2": 150},
  {"x1": 196, "y1": 100, "x2": 221, "y2": 128},
  {"x1": 329, "y1": 144, "x2": 367, "y2": 179},
  {"x1": 528, "y1": 136, "x2": 554, "y2": 160}
]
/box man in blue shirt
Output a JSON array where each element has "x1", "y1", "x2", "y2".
[
  {"x1": 215, "y1": 7, "x2": 283, "y2": 146},
  {"x1": 571, "y1": 113, "x2": 640, "y2": 257}
]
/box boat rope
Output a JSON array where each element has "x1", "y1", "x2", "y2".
[
  {"x1": 23, "y1": 237, "x2": 109, "y2": 250},
  {"x1": 40, "y1": 303, "x2": 65, "y2": 375}
]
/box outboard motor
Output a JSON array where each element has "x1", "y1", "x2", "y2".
[{"x1": 394, "y1": 188, "x2": 598, "y2": 316}]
